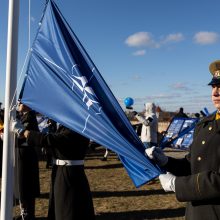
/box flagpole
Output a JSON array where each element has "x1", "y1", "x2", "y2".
[{"x1": 1, "y1": 0, "x2": 19, "y2": 219}]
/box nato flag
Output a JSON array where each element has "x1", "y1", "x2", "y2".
[{"x1": 20, "y1": 0, "x2": 161, "y2": 187}]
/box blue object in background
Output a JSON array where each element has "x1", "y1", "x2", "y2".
[
  {"x1": 19, "y1": 0, "x2": 161, "y2": 187},
  {"x1": 160, "y1": 117, "x2": 199, "y2": 150},
  {"x1": 203, "y1": 107, "x2": 210, "y2": 116},
  {"x1": 124, "y1": 97, "x2": 134, "y2": 107}
]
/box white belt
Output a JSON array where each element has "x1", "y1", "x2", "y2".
[{"x1": 53, "y1": 159, "x2": 84, "y2": 166}]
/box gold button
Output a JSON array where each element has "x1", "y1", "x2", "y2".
[
  {"x1": 209, "y1": 127, "x2": 212, "y2": 131},
  {"x1": 197, "y1": 156, "x2": 202, "y2": 161},
  {"x1": 202, "y1": 141, "x2": 205, "y2": 144}
]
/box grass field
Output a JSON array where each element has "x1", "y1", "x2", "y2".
[{"x1": 13, "y1": 147, "x2": 187, "y2": 220}]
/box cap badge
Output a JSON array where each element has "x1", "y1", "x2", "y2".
[{"x1": 214, "y1": 70, "x2": 220, "y2": 78}]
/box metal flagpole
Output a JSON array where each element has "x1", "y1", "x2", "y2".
[{"x1": 0, "y1": 0, "x2": 20, "y2": 219}]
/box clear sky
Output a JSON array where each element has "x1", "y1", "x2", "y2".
[{"x1": 1, "y1": 0, "x2": 220, "y2": 114}]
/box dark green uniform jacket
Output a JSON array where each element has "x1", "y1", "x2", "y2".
[{"x1": 165, "y1": 113, "x2": 220, "y2": 220}]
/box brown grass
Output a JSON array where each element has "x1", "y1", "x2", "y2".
[{"x1": 13, "y1": 147, "x2": 186, "y2": 220}]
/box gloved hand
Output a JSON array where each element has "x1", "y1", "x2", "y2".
[
  {"x1": 11, "y1": 119, "x2": 25, "y2": 137},
  {"x1": 159, "y1": 172, "x2": 176, "y2": 192},
  {"x1": 145, "y1": 146, "x2": 168, "y2": 166}
]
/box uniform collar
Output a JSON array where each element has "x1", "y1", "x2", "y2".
[
  {"x1": 197, "y1": 113, "x2": 220, "y2": 132},
  {"x1": 216, "y1": 112, "x2": 220, "y2": 120},
  {"x1": 197, "y1": 113, "x2": 216, "y2": 126}
]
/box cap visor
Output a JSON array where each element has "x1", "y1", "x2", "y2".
[{"x1": 208, "y1": 78, "x2": 220, "y2": 85}]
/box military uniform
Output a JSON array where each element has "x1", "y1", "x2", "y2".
[
  {"x1": 14, "y1": 110, "x2": 40, "y2": 219},
  {"x1": 162, "y1": 60, "x2": 220, "y2": 220},
  {"x1": 26, "y1": 125, "x2": 95, "y2": 220},
  {"x1": 165, "y1": 113, "x2": 220, "y2": 219}
]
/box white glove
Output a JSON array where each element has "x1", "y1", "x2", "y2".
[
  {"x1": 11, "y1": 119, "x2": 25, "y2": 137},
  {"x1": 145, "y1": 146, "x2": 168, "y2": 166},
  {"x1": 159, "y1": 172, "x2": 176, "y2": 192}
]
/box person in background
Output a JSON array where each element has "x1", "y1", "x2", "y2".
[
  {"x1": 12, "y1": 120, "x2": 95, "y2": 220},
  {"x1": 174, "y1": 107, "x2": 188, "y2": 118},
  {"x1": 194, "y1": 112, "x2": 200, "y2": 119},
  {"x1": 14, "y1": 101, "x2": 40, "y2": 220},
  {"x1": 45, "y1": 119, "x2": 57, "y2": 168},
  {"x1": 125, "y1": 105, "x2": 135, "y2": 121},
  {"x1": 132, "y1": 102, "x2": 158, "y2": 149},
  {"x1": 41, "y1": 118, "x2": 57, "y2": 169},
  {"x1": 101, "y1": 148, "x2": 109, "y2": 161},
  {"x1": 145, "y1": 60, "x2": 220, "y2": 220}
]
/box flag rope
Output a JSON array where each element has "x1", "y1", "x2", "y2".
[
  {"x1": 9, "y1": 49, "x2": 31, "y2": 113},
  {"x1": 9, "y1": 0, "x2": 32, "y2": 113}
]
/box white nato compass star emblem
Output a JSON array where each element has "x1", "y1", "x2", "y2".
[{"x1": 44, "y1": 57, "x2": 102, "y2": 132}]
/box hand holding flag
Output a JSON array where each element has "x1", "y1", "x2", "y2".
[
  {"x1": 145, "y1": 146, "x2": 168, "y2": 167},
  {"x1": 11, "y1": 119, "x2": 25, "y2": 137}
]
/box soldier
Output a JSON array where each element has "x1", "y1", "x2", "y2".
[
  {"x1": 12, "y1": 119, "x2": 95, "y2": 220},
  {"x1": 14, "y1": 101, "x2": 40, "y2": 220},
  {"x1": 145, "y1": 60, "x2": 220, "y2": 220}
]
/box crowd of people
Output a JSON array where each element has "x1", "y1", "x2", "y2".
[{"x1": 0, "y1": 59, "x2": 220, "y2": 219}]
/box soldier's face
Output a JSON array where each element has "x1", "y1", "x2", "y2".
[
  {"x1": 17, "y1": 103, "x2": 30, "y2": 113},
  {"x1": 212, "y1": 85, "x2": 220, "y2": 111}
]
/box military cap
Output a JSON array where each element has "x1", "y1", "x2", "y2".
[{"x1": 208, "y1": 60, "x2": 220, "y2": 85}]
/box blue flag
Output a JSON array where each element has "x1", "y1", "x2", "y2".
[{"x1": 20, "y1": 0, "x2": 161, "y2": 187}]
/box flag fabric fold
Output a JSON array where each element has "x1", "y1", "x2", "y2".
[{"x1": 20, "y1": 0, "x2": 161, "y2": 187}]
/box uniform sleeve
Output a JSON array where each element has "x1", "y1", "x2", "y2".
[
  {"x1": 175, "y1": 171, "x2": 220, "y2": 202},
  {"x1": 135, "y1": 114, "x2": 152, "y2": 126},
  {"x1": 23, "y1": 111, "x2": 39, "y2": 131},
  {"x1": 27, "y1": 130, "x2": 72, "y2": 148},
  {"x1": 164, "y1": 154, "x2": 191, "y2": 176}
]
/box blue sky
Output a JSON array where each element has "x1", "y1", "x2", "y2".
[{"x1": 1, "y1": 0, "x2": 220, "y2": 114}]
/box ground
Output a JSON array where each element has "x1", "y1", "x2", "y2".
[{"x1": 13, "y1": 147, "x2": 187, "y2": 220}]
